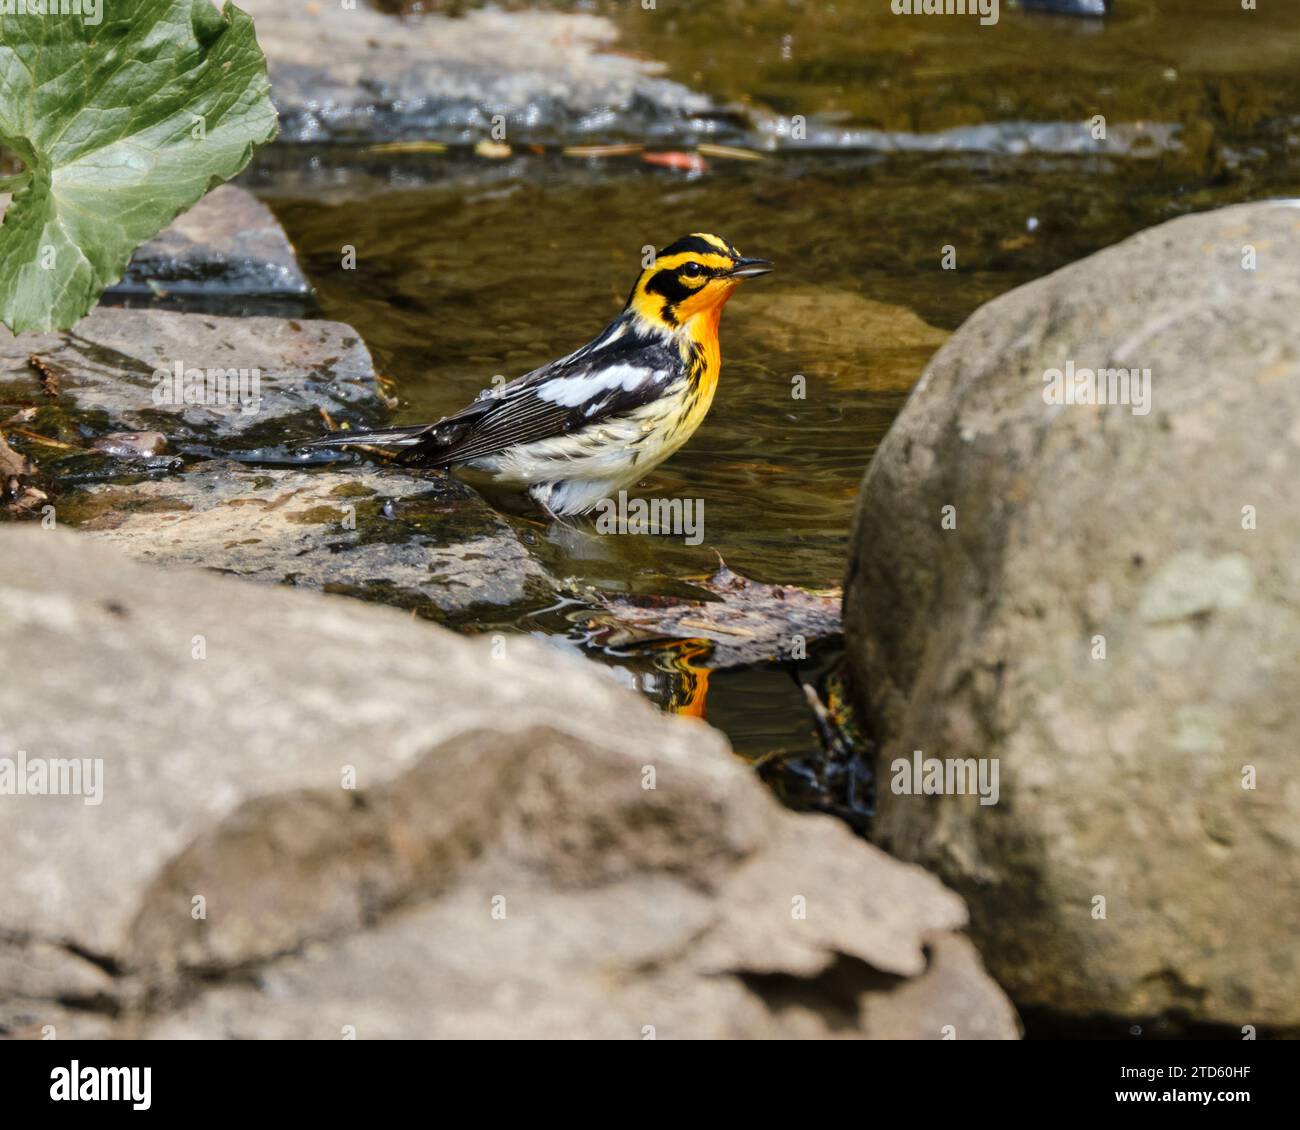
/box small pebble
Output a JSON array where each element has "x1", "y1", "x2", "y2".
[{"x1": 91, "y1": 431, "x2": 169, "y2": 458}]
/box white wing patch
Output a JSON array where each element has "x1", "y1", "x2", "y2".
[{"x1": 536, "y1": 363, "x2": 663, "y2": 408}]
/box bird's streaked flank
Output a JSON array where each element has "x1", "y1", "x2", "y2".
[{"x1": 303, "y1": 233, "x2": 772, "y2": 517}]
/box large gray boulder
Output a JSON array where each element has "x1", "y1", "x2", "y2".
[
  {"x1": 0, "y1": 528, "x2": 1017, "y2": 1040},
  {"x1": 845, "y1": 201, "x2": 1300, "y2": 1030}
]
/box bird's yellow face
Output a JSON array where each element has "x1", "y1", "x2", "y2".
[{"x1": 626, "y1": 233, "x2": 772, "y2": 331}]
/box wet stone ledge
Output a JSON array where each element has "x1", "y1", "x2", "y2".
[
  {"x1": 0, "y1": 307, "x2": 382, "y2": 451},
  {"x1": 1, "y1": 186, "x2": 313, "y2": 319},
  {"x1": 103, "y1": 185, "x2": 313, "y2": 317},
  {"x1": 58, "y1": 461, "x2": 557, "y2": 620}
]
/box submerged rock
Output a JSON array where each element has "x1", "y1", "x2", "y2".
[
  {"x1": 59, "y1": 461, "x2": 553, "y2": 618},
  {"x1": 844, "y1": 201, "x2": 1300, "y2": 1030},
  {"x1": 1020, "y1": 0, "x2": 1112, "y2": 15},
  {"x1": 732, "y1": 288, "x2": 949, "y2": 393},
  {"x1": 239, "y1": 0, "x2": 727, "y2": 147},
  {"x1": 0, "y1": 527, "x2": 1017, "y2": 1040}
]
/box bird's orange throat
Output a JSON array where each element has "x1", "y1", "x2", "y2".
[
  {"x1": 677, "y1": 304, "x2": 725, "y2": 425},
  {"x1": 684, "y1": 299, "x2": 725, "y2": 370},
  {"x1": 674, "y1": 277, "x2": 742, "y2": 326},
  {"x1": 681, "y1": 278, "x2": 739, "y2": 359},
  {"x1": 685, "y1": 302, "x2": 723, "y2": 348}
]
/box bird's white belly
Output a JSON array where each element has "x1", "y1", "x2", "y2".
[
  {"x1": 476, "y1": 395, "x2": 693, "y2": 484},
  {"x1": 465, "y1": 383, "x2": 712, "y2": 515}
]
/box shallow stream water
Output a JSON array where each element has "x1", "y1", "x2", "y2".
[{"x1": 258, "y1": 0, "x2": 1300, "y2": 780}]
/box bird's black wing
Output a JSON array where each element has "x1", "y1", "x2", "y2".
[{"x1": 397, "y1": 323, "x2": 683, "y2": 468}]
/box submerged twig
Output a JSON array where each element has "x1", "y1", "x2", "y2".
[{"x1": 6, "y1": 427, "x2": 80, "y2": 452}]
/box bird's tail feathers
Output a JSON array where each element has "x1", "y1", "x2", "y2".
[{"x1": 301, "y1": 423, "x2": 436, "y2": 450}]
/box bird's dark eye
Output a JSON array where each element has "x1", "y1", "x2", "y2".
[{"x1": 681, "y1": 261, "x2": 704, "y2": 277}]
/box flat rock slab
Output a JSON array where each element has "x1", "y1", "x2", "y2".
[
  {"x1": 0, "y1": 527, "x2": 1017, "y2": 1040},
  {"x1": 59, "y1": 461, "x2": 553, "y2": 617},
  {"x1": 0, "y1": 307, "x2": 382, "y2": 446},
  {"x1": 239, "y1": 0, "x2": 721, "y2": 145},
  {"x1": 104, "y1": 185, "x2": 311, "y2": 309},
  {"x1": 1, "y1": 186, "x2": 310, "y2": 315}
]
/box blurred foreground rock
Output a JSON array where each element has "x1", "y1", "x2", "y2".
[
  {"x1": 845, "y1": 201, "x2": 1300, "y2": 1030},
  {"x1": 0, "y1": 528, "x2": 1017, "y2": 1039}
]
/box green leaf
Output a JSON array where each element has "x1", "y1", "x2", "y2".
[{"x1": 0, "y1": 1, "x2": 279, "y2": 334}]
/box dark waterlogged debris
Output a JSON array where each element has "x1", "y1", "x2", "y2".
[
  {"x1": 756, "y1": 662, "x2": 875, "y2": 835},
  {"x1": 577, "y1": 561, "x2": 842, "y2": 669},
  {"x1": 39, "y1": 450, "x2": 183, "y2": 487},
  {"x1": 0, "y1": 430, "x2": 47, "y2": 517},
  {"x1": 176, "y1": 443, "x2": 356, "y2": 468}
]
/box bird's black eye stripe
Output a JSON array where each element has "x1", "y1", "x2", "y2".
[{"x1": 646, "y1": 268, "x2": 695, "y2": 304}]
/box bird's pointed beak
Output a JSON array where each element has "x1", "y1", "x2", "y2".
[{"x1": 726, "y1": 257, "x2": 773, "y2": 279}]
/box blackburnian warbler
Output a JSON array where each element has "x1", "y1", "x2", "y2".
[{"x1": 304, "y1": 233, "x2": 772, "y2": 516}]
